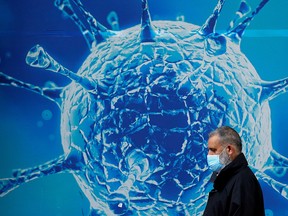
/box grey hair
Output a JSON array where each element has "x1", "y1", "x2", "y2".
[{"x1": 209, "y1": 126, "x2": 242, "y2": 152}]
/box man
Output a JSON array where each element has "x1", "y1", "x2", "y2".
[{"x1": 203, "y1": 126, "x2": 265, "y2": 216}]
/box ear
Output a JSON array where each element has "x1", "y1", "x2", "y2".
[
  {"x1": 226, "y1": 144, "x2": 234, "y2": 155},
  {"x1": 227, "y1": 144, "x2": 239, "y2": 160}
]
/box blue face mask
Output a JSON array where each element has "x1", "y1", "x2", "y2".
[
  {"x1": 207, "y1": 147, "x2": 231, "y2": 172},
  {"x1": 207, "y1": 155, "x2": 223, "y2": 172}
]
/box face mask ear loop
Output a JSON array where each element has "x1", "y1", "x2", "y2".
[{"x1": 219, "y1": 145, "x2": 227, "y2": 157}]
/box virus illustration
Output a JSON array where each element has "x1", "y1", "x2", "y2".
[{"x1": 0, "y1": 0, "x2": 288, "y2": 215}]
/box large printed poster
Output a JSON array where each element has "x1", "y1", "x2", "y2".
[{"x1": 0, "y1": 0, "x2": 288, "y2": 215}]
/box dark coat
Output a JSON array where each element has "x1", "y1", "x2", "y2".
[{"x1": 203, "y1": 153, "x2": 265, "y2": 216}]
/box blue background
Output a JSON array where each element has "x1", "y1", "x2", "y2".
[{"x1": 0, "y1": 0, "x2": 288, "y2": 215}]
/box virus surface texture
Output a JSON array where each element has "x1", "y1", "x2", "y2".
[{"x1": 1, "y1": 0, "x2": 288, "y2": 215}]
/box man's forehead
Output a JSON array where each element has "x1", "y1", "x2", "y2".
[{"x1": 208, "y1": 135, "x2": 222, "y2": 147}]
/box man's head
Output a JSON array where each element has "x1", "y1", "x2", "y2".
[{"x1": 207, "y1": 126, "x2": 242, "y2": 171}]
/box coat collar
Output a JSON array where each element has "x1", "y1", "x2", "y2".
[{"x1": 213, "y1": 153, "x2": 248, "y2": 190}]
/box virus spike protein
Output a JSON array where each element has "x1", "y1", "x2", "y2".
[
  {"x1": 54, "y1": 0, "x2": 96, "y2": 49},
  {"x1": 259, "y1": 77, "x2": 288, "y2": 102},
  {"x1": 71, "y1": 0, "x2": 116, "y2": 44},
  {"x1": 227, "y1": 0, "x2": 270, "y2": 41},
  {"x1": 0, "y1": 155, "x2": 66, "y2": 197},
  {"x1": 0, "y1": 149, "x2": 85, "y2": 197},
  {"x1": 0, "y1": 72, "x2": 62, "y2": 106},
  {"x1": 25, "y1": 44, "x2": 97, "y2": 92},
  {"x1": 227, "y1": 0, "x2": 251, "y2": 31},
  {"x1": 140, "y1": 0, "x2": 157, "y2": 42},
  {"x1": 199, "y1": 0, "x2": 226, "y2": 36}
]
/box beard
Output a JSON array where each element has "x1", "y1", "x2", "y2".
[{"x1": 219, "y1": 148, "x2": 232, "y2": 166}]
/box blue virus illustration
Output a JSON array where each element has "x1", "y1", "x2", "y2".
[{"x1": 1, "y1": 0, "x2": 288, "y2": 215}]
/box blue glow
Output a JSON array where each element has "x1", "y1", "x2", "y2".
[{"x1": 0, "y1": 0, "x2": 288, "y2": 215}]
